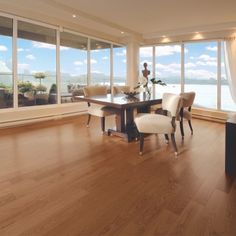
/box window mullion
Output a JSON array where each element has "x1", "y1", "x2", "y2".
[{"x1": 217, "y1": 41, "x2": 221, "y2": 110}]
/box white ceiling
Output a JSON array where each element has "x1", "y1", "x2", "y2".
[{"x1": 1, "y1": 0, "x2": 236, "y2": 39}]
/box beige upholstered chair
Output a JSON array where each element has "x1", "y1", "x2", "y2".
[
  {"x1": 178, "y1": 92, "x2": 196, "y2": 139},
  {"x1": 83, "y1": 86, "x2": 117, "y2": 132},
  {"x1": 134, "y1": 93, "x2": 181, "y2": 155},
  {"x1": 112, "y1": 85, "x2": 131, "y2": 95}
]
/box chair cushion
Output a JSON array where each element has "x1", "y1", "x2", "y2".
[
  {"x1": 183, "y1": 110, "x2": 192, "y2": 120},
  {"x1": 83, "y1": 86, "x2": 107, "y2": 96},
  {"x1": 134, "y1": 113, "x2": 174, "y2": 134},
  {"x1": 88, "y1": 104, "x2": 117, "y2": 117}
]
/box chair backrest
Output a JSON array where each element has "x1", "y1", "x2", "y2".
[
  {"x1": 83, "y1": 86, "x2": 108, "y2": 97},
  {"x1": 112, "y1": 85, "x2": 130, "y2": 95},
  {"x1": 162, "y1": 93, "x2": 181, "y2": 117},
  {"x1": 180, "y1": 92, "x2": 195, "y2": 108}
]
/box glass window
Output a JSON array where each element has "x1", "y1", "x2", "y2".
[
  {"x1": 90, "y1": 39, "x2": 110, "y2": 86},
  {"x1": 184, "y1": 42, "x2": 217, "y2": 109},
  {"x1": 155, "y1": 45, "x2": 181, "y2": 95},
  {"x1": 113, "y1": 45, "x2": 126, "y2": 86},
  {"x1": 17, "y1": 21, "x2": 56, "y2": 107},
  {"x1": 221, "y1": 42, "x2": 236, "y2": 111},
  {"x1": 60, "y1": 32, "x2": 87, "y2": 103},
  {"x1": 0, "y1": 16, "x2": 13, "y2": 109}
]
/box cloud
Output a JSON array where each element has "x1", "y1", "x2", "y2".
[
  {"x1": 102, "y1": 56, "x2": 108, "y2": 60},
  {"x1": 32, "y1": 41, "x2": 56, "y2": 50},
  {"x1": 140, "y1": 45, "x2": 185, "y2": 58},
  {"x1": 196, "y1": 61, "x2": 217, "y2": 66},
  {"x1": 156, "y1": 45, "x2": 181, "y2": 56},
  {"x1": 91, "y1": 59, "x2": 97, "y2": 64},
  {"x1": 139, "y1": 47, "x2": 152, "y2": 57},
  {"x1": 17, "y1": 63, "x2": 30, "y2": 71},
  {"x1": 185, "y1": 69, "x2": 216, "y2": 79},
  {"x1": 17, "y1": 48, "x2": 24, "y2": 52},
  {"x1": 156, "y1": 63, "x2": 180, "y2": 75},
  {"x1": 0, "y1": 45, "x2": 7, "y2": 51},
  {"x1": 116, "y1": 49, "x2": 126, "y2": 56},
  {"x1": 122, "y1": 59, "x2": 127, "y2": 63},
  {"x1": 26, "y1": 54, "x2": 36, "y2": 60},
  {"x1": 198, "y1": 54, "x2": 216, "y2": 61},
  {"x1": 91, "y1": 70, "x2": 102, "y2": 74},
  {"x1": 83, "y1": 59, "x2": 97, "y2": 64},
  {"x1": 206, "y1": 46, "x2": 217, "y2": 51},
  {"x1": 74, "y1": 61, "x2": 83, "y2": 66},
  {"x1": 185, "y1": 62, "x2": 196, "y2": 68}
]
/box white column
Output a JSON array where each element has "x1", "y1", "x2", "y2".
[{"x1": 126, "y1": 39, "x2": 140, "y2": 88}]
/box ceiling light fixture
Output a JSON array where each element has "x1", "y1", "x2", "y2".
[
  {"x1": 72, "y1": 14, "x2": 77, "y2": 18},
  {"x1": 121, "y1": 31, "x2": 124, "y2": 34},
  {"x1": 162, "y1": 35, "x2": 166, "y2": 38}
]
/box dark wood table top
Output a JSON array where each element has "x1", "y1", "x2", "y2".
[{"x1": 75, "y1": 93, "x2": 162, "y2": 109}]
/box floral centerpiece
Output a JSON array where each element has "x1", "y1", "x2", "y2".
[{"x1": 134, "y1": 76, "x2": 151, "y2": 95}]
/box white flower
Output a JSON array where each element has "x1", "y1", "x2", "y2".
[
  {"x1": 139, "y1": 76, "x2": 148, "y2": 86},
  {"x1": 134, "y1": 76, "x2": 149, "y2": 92}
]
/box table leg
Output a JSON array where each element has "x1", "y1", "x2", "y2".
[
  {"x1": 108, "y1": 109, "x2": 129, "y2": 142},
  {"x1": 125, "y1": 108, "x2": 138, "y2": 142},
  {"x1": 115, "y1": 109, "x2": 125, "y2": 132}
]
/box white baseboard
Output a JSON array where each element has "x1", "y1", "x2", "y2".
[{"x1": 0, "y1": 103, "x2": 88, "y2": 128}]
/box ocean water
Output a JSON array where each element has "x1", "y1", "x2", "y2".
[
  {"x1": 1, "y1": 73, "x2": 236, "y2": 112},
  {"x1": 152, "y1": 84, "x2": 236, "y2": 112}
]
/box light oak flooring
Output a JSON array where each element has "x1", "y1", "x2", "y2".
[{"x1": 0, "y1": 115, "x2": 235, "y2": 236}]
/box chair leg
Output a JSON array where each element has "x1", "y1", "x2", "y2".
[
  {"x1": 171, "y1": 133, "x2": 178, "y2": 156},
  {"x1": 101, "y1": 117, "x2": 105, "y2": 133},
  {"x1": 164, "y1": 134, "x2": 169, "y2": 143},
  {"x1": 188, "y1": 120, "x2": 193, "y2": 135},
  {"x1": 87, "y1": 114, "x2": 91, "y2": 127},
  {"x1": 139, "y1": 133, "x2": 144, "y2": 155},
  {"x1": 180, "y1": 118, "x2": 184, "y2": 139}
]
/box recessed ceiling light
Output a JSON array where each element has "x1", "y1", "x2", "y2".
[
  {"x1": 195, "y1": 31, "x2": 199, "y2": 34},
  {"x1": 162, "y1": 35, "x2": 166, "y2": 38},
  {"x1": 121, "y1": 31, "x2": 124, "y2": 34},
  {"x1": 72, "y1": 14, "x2": 77, "y2": 18}
]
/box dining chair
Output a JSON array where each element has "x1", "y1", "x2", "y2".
[
  {"x1": 83, "y1": 86, "x2": 118, "y2": 133},
  {"x1": 112, "y1": 85, "x2": 131, "y2": 95},
  {"x1": 178, "y1": 92, "x2": 196, "y2": 139},
  {"x1": 134, "y1": 93, "x2": 181, "y2": 155}
]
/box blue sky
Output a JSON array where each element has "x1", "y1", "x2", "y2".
[
  {"x1": 0, "y1": 35, "x2": 225, "y2": 81},
  {"x1": 0, "y1": 36, "x2": 126, "y2": 78}
]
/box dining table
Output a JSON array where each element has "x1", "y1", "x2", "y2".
[{"x1": 75, "y1": 92, "x2": 162, "y2": 142}]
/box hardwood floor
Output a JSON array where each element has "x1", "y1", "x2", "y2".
[{"x1": 0, "y1": 115, "x2": 235, "y2": 236}]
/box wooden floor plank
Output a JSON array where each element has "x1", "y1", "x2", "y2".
[{"x1": 0, "y1": 115, "x2": 235, "y2": 236}]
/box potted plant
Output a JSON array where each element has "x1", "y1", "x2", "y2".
[
  {"x1": 34, "y1": 72, "x2": 46, "y2": 86},
  {"x1": 18, "y1": 81, "x2": 35, "y2": 94}
]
